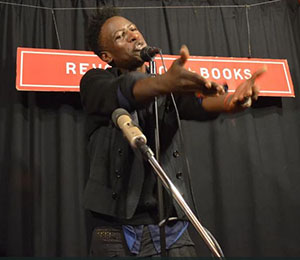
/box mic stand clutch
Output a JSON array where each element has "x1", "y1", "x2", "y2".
[{"x1": 135, "y1": 137, "x2": 224, "y2": 259}]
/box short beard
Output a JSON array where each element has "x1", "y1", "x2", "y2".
[{"x1": 127, "y1": 58, "x2": 145, "y2": 71}]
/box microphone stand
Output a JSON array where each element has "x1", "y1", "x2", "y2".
[
  {"x1": 149, "y1": 59, "x2": 167, "y2": 257},
  {"x1": 135, "y1": 138, "x2": 223, "y2": 259},
  {"x1": 139, "y1": 54, "x2": 224, "y2": 258}
]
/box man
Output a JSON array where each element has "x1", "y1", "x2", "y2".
[{"x1": 80, "y1": 8, "x2": 265, "y2": 257}]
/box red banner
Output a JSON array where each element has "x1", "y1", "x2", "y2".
[{"x1": 16, "y1": 47, "x2": 295, "y2": 97}]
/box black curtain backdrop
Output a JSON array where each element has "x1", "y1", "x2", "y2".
[{"x1": 0, "y1": 0, "x2": 299, "y2": 257}]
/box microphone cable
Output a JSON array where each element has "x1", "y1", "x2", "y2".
[{"x1": 158, "y1": 50, "x2": 225, "y2": 258}]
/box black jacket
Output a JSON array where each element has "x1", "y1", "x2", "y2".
[{"x1": 80, "y1": 67, "x2": 215, "y2": 221}]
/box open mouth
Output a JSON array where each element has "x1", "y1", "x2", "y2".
[{"x1": 134, "y1": 42, "x2": 146, "y2": 51}]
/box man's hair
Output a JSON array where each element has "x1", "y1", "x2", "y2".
[{"x1": 87, "y1": 7, "x2": 119, "y2": 58}]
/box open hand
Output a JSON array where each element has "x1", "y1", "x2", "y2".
[
  {"x1": 162, "y1": 45, "x2": 226, "y2": 96},
  {"x1": 224, "y1": 67, "x2": 267, "y2": 112}
]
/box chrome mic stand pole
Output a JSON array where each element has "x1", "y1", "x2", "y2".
[
  {"x1": 138, "y1": 46, "x2": 223, "y2": 258},
  {"x1": 149, "y1": 58, "x2": 167, "y2": 257},
  {"x1": 135, "y1": 138, "x2": 223, "y2": 259}
]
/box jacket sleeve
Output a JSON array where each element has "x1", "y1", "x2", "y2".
[
  {"x1": 80, "y1": 68, "x2": 148, "y2": 117},
  {"x1": 170, "y1": 93, "x2": 219, "y2": 121}
]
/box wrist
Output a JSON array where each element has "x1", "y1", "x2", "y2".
[
  {"x1": 223, "y1": 93, "x2": 233, "y2": 111},
  {"x1": 156, "y1": 73, "x2": 173, "y2": 95}
]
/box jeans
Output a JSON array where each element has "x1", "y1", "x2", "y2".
[{"x1": 89, "y1": 226, "x2": 197, "y2": 257}]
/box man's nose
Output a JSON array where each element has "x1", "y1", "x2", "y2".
[{"x1": 126, "y1": 30, "x2": 138, "y2": 42}]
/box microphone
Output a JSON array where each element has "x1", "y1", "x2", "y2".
[
  {"x1": 140, "y1": 46, "x2": 161, "y2": 62},
  {"x1": 111, "y1": 108, "x2": 147, "y2": 148}
]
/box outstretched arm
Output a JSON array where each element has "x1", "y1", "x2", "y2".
[
  {"x1": 202, "y1": 67, "x2": 266, "y2": 113},
  {"x1": 132, "y1": 45, "x2": 226, "y2": 103},
  {"x1": 133, "y1": 45, "x2": 266, "y2": 113}
]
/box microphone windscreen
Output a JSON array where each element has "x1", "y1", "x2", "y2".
[
  {"x1": 111, "y1": 108, "x2": 130, "y2": 128},
  {"x1": 140, "y1": 46, "x2": 160, "y2": 62}
]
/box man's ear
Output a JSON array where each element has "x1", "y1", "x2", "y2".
[{"x1": 100, "y1": 51, "x2": 113, "y2": 64}]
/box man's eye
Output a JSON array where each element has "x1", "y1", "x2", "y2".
[
  {"x1": 130, "y1": 27, "x2": 137, "y2": 31},
  {"x1": 115, "y1": 32, "x2": 124, "y2": 41}
]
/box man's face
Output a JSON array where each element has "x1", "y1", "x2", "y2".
[{"x1": 99, "y1": 16, "x2": 147, "y2": 71}]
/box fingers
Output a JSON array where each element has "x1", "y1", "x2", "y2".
[
  {"x1": 249, "y1": 67, "x2": 264, "y2": 101},
  {"x1": 174, "y1": 44, "x2": 218, "y2": 92},
  {"x1": 180, "y1": 69, "x2": 210, "y2": 87},
  {"x1": 240, "y1": 97, "x2": 252, "y2": 108},
  {"x1": 210, "y1": 81, "x2": 226, "y2": 96},
  {"x1": 175, "y1": 45, "x2": 189, "y2": 66},
  {"x1": 180, "y1": 45, "x2": 189, "y2": 63},
  {"x1": 249, "y1": 66, "x2": 267, "y2": 82},
  {"x1": 172, "y1": 46, "x2": 266, "y2": 99},
  {"x1": 180, "y1": 70, "x2": 225, "y2": 95},
  {"x1": 252, "y1": 84, "x2": 260, "y2": 101},
  {"x1": 230, "y1": 66, "x2": 265, "y2": 108}
]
